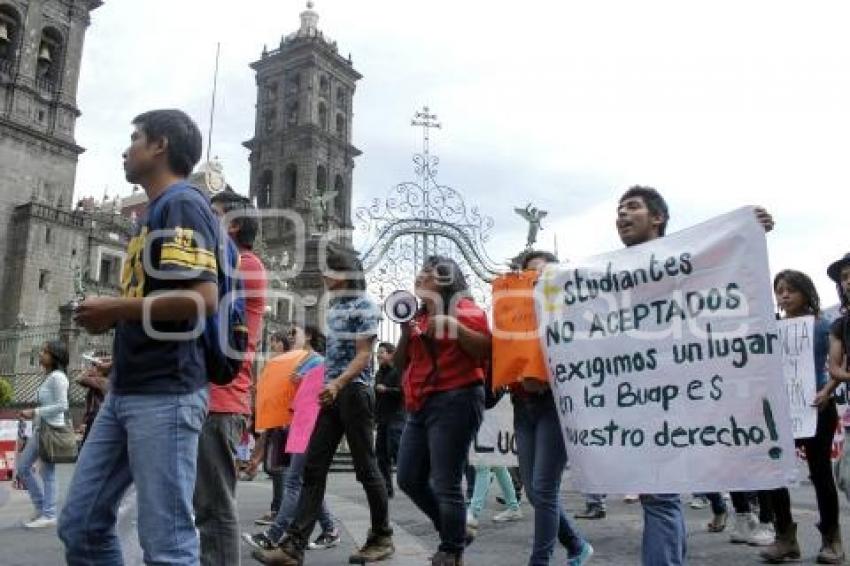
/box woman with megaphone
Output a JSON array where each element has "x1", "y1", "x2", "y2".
[{"x1": 393, "y1": 255, "x2": 491, "y2": 566}]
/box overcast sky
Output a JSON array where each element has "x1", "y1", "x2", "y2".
[{"x1": 74, "y1": 0, "x2": 850, "y2": 303}]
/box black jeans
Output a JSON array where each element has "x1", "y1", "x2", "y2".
[
  {"x1": 397, "y1": 385, "x2": 484, "y2": 555},
  {"x1": 286, "y1": 383, "x2": 390, "y2": 548},
  {"x1": 194, "y1": 413, "x2": 245, "y2": 566},
  {"x1": 771, "y1": 400, "x2": 840, "y2": 534},
  {"x1": 376, "y1": 417, "x2": 405, "y2": 495}
]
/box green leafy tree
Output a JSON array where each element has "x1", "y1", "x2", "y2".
[{"x1": 0, "y1": 377, "x2": 12, "y2": 407}]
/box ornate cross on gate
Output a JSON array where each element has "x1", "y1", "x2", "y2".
[{"x1": 411, "y1": 105, "x2": 441, "y2": 160}]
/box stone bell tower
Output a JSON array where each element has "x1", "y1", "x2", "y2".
[{"x1": 244, "y1": 2, "x2": 361, "y2": 325}]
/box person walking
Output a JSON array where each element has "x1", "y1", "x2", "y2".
[
  {"x1": 760, "y1": 269, "x2": 845, "y2": 563},
  {"x1": 394, "y1": 256, "x2": 491, "y2": 566},
  {"x1": 374, "y1": 341, "x2": 404, "y2": 498},
  {"x1": 252, "y1": 243, "x2": 393, "y2": 565},
  {"x1": 192, "y1": 189, "x2": 267, "y2": 566},
  {"x1": 16, "y1": 340, "x2": 70, "y2": 529},
  {"x1": 59, "y1": 109, "x2": 218, "y2": 565}
]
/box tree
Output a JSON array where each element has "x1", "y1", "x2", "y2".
[{"x1": 0, "y1": 377, "x2": 12, "y2": 407}]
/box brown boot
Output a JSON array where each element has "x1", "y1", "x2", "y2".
[
  {"x1": 817, "y1": 527, "x2": 846, "y2": 564},
  {"x1": 760, "y1": 523, "x2": 801, "y2": 563},
  {"x1": 348, "y1": 530, "x2": 395, "y2": 563},
  {"x1": 252, "y1": 535, "x2": 304, "y2": 566}
]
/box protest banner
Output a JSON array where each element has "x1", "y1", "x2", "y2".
[
  {"x1": 777, "y1": 316, "x2": 817, "y2": 439},
  {"x1": 286, "y1": 364, "x2": 324, "y2": 454},
  {"x1": 255, "y1": 350, "x2": 308, "y2": 431},
  {"x1": 492, "y1": 271, "x2": 549, "y2": 388},
  {"x1": 536, "y1": 207, "x2": 796, "y2": 494},
  {"x1": 469, "y1": 397, "x2": 518, "y2": 466}
]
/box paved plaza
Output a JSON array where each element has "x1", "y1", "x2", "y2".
[{"x1": 1, "y1": 463, "x2": 847, "y2": 565}]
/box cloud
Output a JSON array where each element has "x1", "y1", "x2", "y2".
[{"x1": 74, "y1": 0, "x2": 850, "y2": 299}]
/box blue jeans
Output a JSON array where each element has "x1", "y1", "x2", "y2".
[
  {"x1": 16, "y1": 430, "x2": 56, "y2": 519},
  {"x1": 640, "y1": 494, "x2": 687, "y2": 566},
  {"x1": 513, "y1": 393, "x2": 586, "y2": 566},
  {"x1": 397, "y1": 385, "x2": 484, "y2": 555},
  {"x1": 267, "y1": 451, "x2": 335, "y2": 542},
  {"x1": 469, "y1": 465, "x2": 519, "y2": 517},
  {"x1": 58, "y1": 390, "x2": 208, "y2": 566}
]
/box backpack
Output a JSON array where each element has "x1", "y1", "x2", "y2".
[
  {"x1": 147, "y1": 183, "x2": 249, "y2": 386},
  {"x1": 203, "y1": 236, "x2": 250, "y2": 385}
]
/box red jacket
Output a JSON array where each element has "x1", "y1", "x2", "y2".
[{"x1": 402, "y1": 297, "x2": 490, "y2": 412}]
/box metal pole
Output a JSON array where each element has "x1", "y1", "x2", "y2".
[{"x1": 206, "y1": 42, "x2": 221, "y2": 163}]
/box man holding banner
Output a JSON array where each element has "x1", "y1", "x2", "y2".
[{"x1": 535, "y1": 186, "x2": 787, "y2": 566}]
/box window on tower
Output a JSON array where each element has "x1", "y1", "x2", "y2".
[
  {"x1": 259, "y1": 170, "x2": 274, "y2": 208},
  {"x1": 319, "y1": 75, "x2": 329, "y2": 95},
  {"x1": 335, "y1": 114, "x2": 345, "y2": 138},
  {"x1": 265, "y1": 109, "x2": 277, "y2": 133},
  {"x1": 336, "y1": 87, "x2": 347, "y2": 109},
  {"x1": 286, "y1": 101, "x2": 298, "y2": 126},
  {"x1": 265, "y1": 81, "x2": 278, "y2": 102},
  {"x1": 36, "y1": 27, "x2": 62, "y2": 92},
  {"x1": 283, "y1": 165, "x2": 297, "y2": 207},
  {"x1": 316, "y1": 166, "x2": 328, "y2": 194},
  {"x1": 0, "y1": 5, "x2": 21, "y2": 73},
  {"x1": 318, "y1": 103, "x2": 328, "y2": 130},
  {"x1": 286, "y1": 74, "x2": 301, "y2": 96},
  {"x1": 334, "y1": 175, "x2": 345, "y2": 219}
]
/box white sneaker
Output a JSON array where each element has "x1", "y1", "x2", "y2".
[
  {"x1": 747, "y1": 523, "x2": 775, "y2": 546},
  {"x1": 466, "y1": 510, "x2": 479, "y2": 529},
  {"x1": 492, "y1": 508, "x2": 523, "y2": 523},
  {"x1": 24, "y1": 516, "x2": 56, "y2": 529},
  {"x1": 729, "y1": 512, "x2": 757, "y2": 543}
]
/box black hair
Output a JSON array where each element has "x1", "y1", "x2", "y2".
[
  {"x1": 517, "y1": 250, "x2": 558, "y2": 270},
  {"x1": 419, "y1": 255, "x2": 471, "y2": 315},
  {"x1": 378, "y1": 342, "x2": 396, "y2": 354},
  {"x1": 211, "y1": 189, "x2": 259, "y2": 249},
  {"x1": 324, "y1": 243, "x2": 366, "y2": 291},
  {"x1": 619, "y1": 185, "x2": 670, "y2": 236},
  {"x1": 131, "y1": 109, "x2": 202, "y2": 177},
  {"x1": 774, "y1": 269, "x2": 821, "y2": 317},
  {"x1": 43, "y1": 340, "x2": 69, "y2": 372},
  {"x1": 269, "y1": 331, "x2": 291, "y2": 352},
  {"x1": 303, "y1": 324, "x2": 327, "y2": 354}
]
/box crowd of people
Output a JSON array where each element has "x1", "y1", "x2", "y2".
[{"x1": 9, "y1": 106, "x2": 850, "y2": 566}]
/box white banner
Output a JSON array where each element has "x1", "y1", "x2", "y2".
[
  {"x1": 536, "y1": 207, "x2": 796, "y2": 494},
  {"x1": 469, "y1": 397, "x2": 518, "y2": 466},
  {"x1": 778, "y1": 316, "x2": 818, "y2": 439}
]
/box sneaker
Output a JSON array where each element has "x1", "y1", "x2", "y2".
[
  {"x1": 24, "y1": 516, "x2": 56, "y2": 529},
  {"x1": 307, "y1": 529, "x2": 340, "y2": 550},
  {"x1": 575, "y1": 505, "x2": 606, "y2": 520},
  {"x1": 623, "y1": 494, "x2": 639, "y2": 504},
  {"x1": 466, "y1": 510, "x2": 479, "y2": 529},
  {"x1": 348, "y1": 530, "x2": 394, "y2": 563},
  {"x1": 747, "y1": 523, "x2": 775, "y2": 546},
  {"x1": 492, "y1": 508, "x2": 523, "y2": 523},
  {"x1": 690, "y1": 496, "x2": 709, "y2": 510},
  {"x1": 242, "y1": 531, "x2": 278, "y2": 551},
  {"x1": 568, "y1": 541, "x2": 594, "y2": 566},
  {"x1": 729, "y1": 512, "x2": 757, "y2": 544},
  {"x1": 255, "y1": 511, "x2": 276, "y2": 526}
]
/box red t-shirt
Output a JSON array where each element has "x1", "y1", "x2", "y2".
[
  {"x1": 402, "y1": 297, "x2": 490, "y2": 412},
  {"x1": 209, "y1": 249, "x2": 267, "y2": 414}
]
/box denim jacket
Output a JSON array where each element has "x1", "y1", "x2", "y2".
[{"x1": 35, "y1": 370, "x2": 69, "y2": 429}]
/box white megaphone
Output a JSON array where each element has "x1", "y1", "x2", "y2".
[{"x1": 384, "y1": 290, "x2": 418, "y2": 323}]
